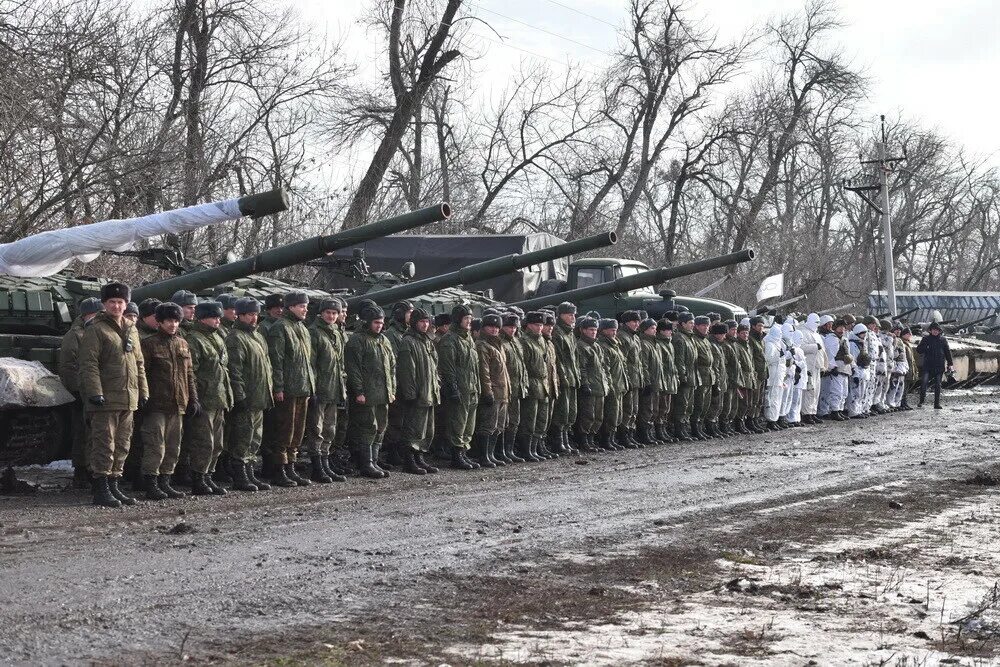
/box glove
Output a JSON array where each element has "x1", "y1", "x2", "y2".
[
  {"x1": 336, "y1": 399, "x2": 347, "y2": 410},
  {"x1": 139, "y1": 396, "x2": 148, "y2": 410},
  {"x1": 481, "y1": 393, "x2": 496, "y2": 407},
  {"x1": 88, "y1": 395, "x2": 105, "y2": 407},
  {"x1": 186, "y1": 398, "x2": 202, "y2": 416},
  {"x1": 579, "y1": 385, "x2": 593, "y2": 397},
  {"x1": 853, "y1": 377, "x2": 860, "y2": 386},
  {"x1": 446, "y1": 382, "x2": 462, "y2": 402},
  {"x1": 231, "y1": 398, "x2": 246, "y2": 412}
]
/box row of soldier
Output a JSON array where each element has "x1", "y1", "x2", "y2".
[{"x1": 59, "y1": 281, "x2": 950, "y2": 508}]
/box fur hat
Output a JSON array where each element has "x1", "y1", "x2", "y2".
[
  {"x1": 101, "y1": 282, "x2": 130, "y2": 303},
  {"x1": 137, "y1": 298, "x2": 160, "y2": 318},
  {"x1": 749, "y1": 316, "x2": 765, "y2": 327},
  {"x1": 470, "y1": 318, "x2": 482, "y2": 332},
  {"x1": 125, "y1": 301, "x2": 139, "y2": 317},
  {"x1": 169, "y1": 289, "x2": 197, "y2": 307},
  {"x1": 657, "y1": 319, "x2": 672, "y2": 332},
  {"x1": 524, "y1": 311, "x2": 545, "y2": 326},
  {"x1": 664, "y1": 310, "x2": 679, "y2": 322},
  {"x1": 710, "y1": 322, "x2": 728, "y2": 335},
  {"x1": 79, "y1": 297, "x2": 104, "y2": 316},
  {"x1": 195, "y1": 301, "x2": 223, "y2": 320},
  {"x1": 235, "y1": 297, "x2": 261, "y2": 315},
  {"x1": 640, "y1": 318, "x2": 656, "y2": 332},
  {"x1": 283, "y1": 291, "x2": 308, "y2": 308},
  {"x1": 502, "y1": 313, "x2": 520, "y2": 328},
  {"x1": 694, "y1": 315, "x2": 711, "y2": 326},
  {"x1": 599, "y1": 318, "x2": 618, "y2": 330},
  {"x1": 264, "y1": 293, "x2": 284, "y2": 310},
  {"x1": 724, "y1": 319, "x2": 738, "y2": 330},
  {"x1": 620, "y1": 310, "x2": 641, "y2": 324},
  {"x1": 678, "y1": 312, "x2": 695, "y2": 324},
  {"x1": 216, "y1": 293, "x2": 237, "y2": 310},
  {"x1": 317, "y1": 298, "x2": 341, "y2": 313},
  {"x1": 434, "y1": 313, "x2": 452, "y2": 327},
  {"x1": 578, "y1": 316, "x2": 598, "y2": 330},
  {"x1": 706, "y1": 312, "x2": 721, "y2": 323},
  {"x1": 832, "y1": 318, "x2": 847, "y2": 329},
  {"x1": 155, "y1": 302, "x2": 183, "y2": 323},
  {"x1": 482, "y1": 314, "x2": 502, "y2": 329},
  {"x1": 557, "y1": 302, "x2": 577, "y2": 315},
  {"x1": 543, "y1": 313, "x2": 556, "y2": 326},
  {"x1": 737, "y1": 322, "x2": 749, "y2": 332}
]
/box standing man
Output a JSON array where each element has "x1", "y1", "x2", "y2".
[
  {"x1": 733, "y1": 321, "x2": 757, "y2": 434},
  {"x1": 916, "y1": 321, "x2": 953, "y2": 409},
  {"x1": 305, "y1": 298, "x2": 348, "y2": 484},
  {"x1": 719, "y1": 321, "x2": 744, "y2": 436},
  {"x1": 763, "y1": 324, "x2": 787, "y2": 429},
  {"x1": 78, "y1": 282, "x2": 148, "y2": 507},
  {"x1": 139, "y1": 302, "x2": 198, "y2": 500},
  {"x1": 382, "y1": 300, "x2": 414, "y2": 469},
  {"x1": 638, "y1": 318, "x2": 664, "y2": 445},
  {"x1": 345, "y1": 304, "x2": 396, "y2": 478},
  {"x1": 549, "y1": 302, "x2": 580, "y2": 455},
  {"x1": 900, "y1": 326, "x2": 918, "y2": 410},
  {"x1": 499, "y1": 312, "x2": 527, "y2": 464},
  {"x1": 266, "y1": 291, "x2": 315, "y2": 487},
  {"x1": 225, "y1": 297, "x2": 274, "y2": 492},
  {"x1": 819, "y1": 318, "x2": 852, "y2": 420},
  {"x1": 655, "y1": 320, "x2": 679, "y2": 444},
  {"x1": 395, "y1": 308, "x2": 440, "y2": 474},
  {"x1": 617, "y1": 311, "x2": 645, "y2": 448},
  {"x1": 886, "y1": 323, "x2": 909, "y2": 410},
  {"x1": 575, "y1": 316, "x2": 607, "y2": 452},
  {"x1": 596, "y1": 318, "x2": 628, "y2": 451},
  {"x1": 59, "y1": 297, "x2": 104, "y2": 487},
  {"x1": 747, "y1": 317, "x2": 768, "y2": 432},
  {"x1": 185, "y1": 301, "x2": 234, "y2": 495},
  {"x1": 846, "y1": 323, "x2": 870, "y2": 418},
  {"x1": 799, "y1": 314, "x2": 828, "y2": 424},
  {"x1": 706, "y1": 322, "x2": 731, "y2": 438},
  {"x1": 438, "y1": 304, "x2": 481, "y2": 470},
  {"x1": 259, "y1": 294, "x2": 284, "y2": 334},
  {"x1": 540, "y1": 311, "x2": 561, "y2": 458},
  {"x1": 170, "y1": 290, "x2": 198, "y2": 336},
  {"x1": 136, "y1": 299, "x2": 161, "y2": 340},
  {"x1": 432, "y1": 313, "x2": 451, "y2": 340},
  {"x1": 518, "y1": 312, "x2": 552, "y2": 462},
  {"x1": 217, "y1": 294, "x2": 238, "y2": 331},
  {"x1": 473, "y1": 313, "x2": 509, "y2": 468},
  {"x1": 690, "y1": 316, "x2": 715, "y2": 440},
  {"x1": 671, "y1": 312, "x2": 699, "y2": 441}
]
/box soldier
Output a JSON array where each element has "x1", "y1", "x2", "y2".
[
  {"x1": 900, "y1": 326, "x2": 918, "y2": 410},
  {"x1": 473, "y1": 313, "x2": 509, "y2": 468},
  {"x1": 689, "y1": 316, "x2": 715, "y2": 440},
  {"x1": 385, "y1": 301, "x2": 412, "y2": 351},
  {"x1": 518, "y1": 311, "x2": 553, "y2": 462},
  {"x1": 433, "y1": 313, "x2": 451, "y2": 340},
  {"x1": 124, "y1": 301, "x2": 139, "y2": 326},
  {"x1": 136, "y1": 298, "x2": 161, "y2": 339},
  {"x1": 266, "y1": 291, "x2": 315, "y2": 486},
  {"x1": 671, "y1": 312, "x2": 698, "y2": 441},
  {"x1": 395, "y1": 307, "x2": 440, "y2": 474},
  {"x1": 330, "y1": 297, "x2": 352, "y2": 475},
  {"x1": 747, "y1": 316, "x2": 768, "y2": 431},
  {"x1": 575, "y1": 316, "x2": 607, "y2": 452},
  {"x1": 225, "y1": 297, "x2": 274, "y2": 492},
  {"x1": 383, "y1": 300, "x2": 414, "y2": 469},
  {"x1": 636, "y1": 318, "x2": 664, "y2": 445},
  {"x1": 549, "y1": 302, "x2": 579, "y2": 456},
  {"x1": 184, "y1": 301, "x2": 234, "y2": 495},
  {"x1": 886, "y1": 323, "x2": 908, "y2": 410},
  {"x1": 719, "y1": 321, "x2": 745, "y2": 436},
  {"x1": 763, "y1": 323, "x2": 788, "y2": 428},
  {"x1": 439, "y1": 304, "x2": 481, "y2": 470},
  {"x1": 595, "y1": 318, "x2": 628, "y2": 451},
  {"x1": 139, "y1": 302, "x2": 198, "y2": 501},
  {"x1": 784, "y1": 330, "x2": 808, "y2": 425},
  {"x1": 705, "y1": 322, "x2": 729, "y2": 438},
  {"x1": 846, "y1": 323, "x2": 870, "y2": 418},
  {"x1": 78, "y1": 282, "x2": 148, "y2": 508},
  {"x1": 874, "y1": 319, "x2": 896, "y2": 413},
  {"x1": 655, "y1": 320, "x2": 679, "y2": 444},
  {"x1": 733, "y1": 321, "x2": 757, "y2": 434},
  {"x1": 259, "y1": 294, "x2": 284, "y2": 334},
  {"x1": 217, "y1": 294, "x2": 238, "y2": 330},
  {"x1": 819, "y1": 318, "x2": 852, "y2": 420},
  {"x1": 305, "y1": 298, "x2": 348, "y2": 484},
  {"x1": 540, "y1": 311, "x2": 561, "y2": 459},
  {"x1": 345, "y1": 304, "x2": 396, "y2": 478},
  {"x1": 59, "y1": 297, "x2": 104, "y2": 487},
  {"x1": 170, "y1": 290, "x2": 198, "y2": 336},
  {"x1": 799, "y1": 314, "x2": 828, "y2": 424},
  {"x1": 916, "y1": 321, "x2": 953, "y2": 409},
  {"x1": 499, "y1": 312, "x2": 527, "y2": 464},
  {"x1": 617, "y1": 311, "x2": 645, "y2": 448}
]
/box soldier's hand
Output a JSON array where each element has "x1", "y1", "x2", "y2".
[
  {"x1": 88, "y1": 395, "x2": 105, "y2": 406},
  {"x1": 447, "y1": 383, "x2": 461, "y2": 402},
  {"x1": 481, "y1": 393, "x2": 495, "y2": 407},
  {"x1": 139, "y1": 397, "x2": 148, "y2": 410},
  {"x1": 186, "y1": 399, "x2": 202, "y2": 416},
  {"x1": 355, "y1": 394, "x2": 367, "y2": 405},
  {"x1": 274, "y1": 391, "x2": 285, "y2": 403}
]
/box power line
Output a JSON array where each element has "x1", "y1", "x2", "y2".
[
  {"x1": 539, "y1": 0, "x2": 620, "y2": 29},
  {"x1": 471, "y1": 3, "x2": 615, "y2": 57}
]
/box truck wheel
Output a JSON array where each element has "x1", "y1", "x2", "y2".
[{"x1": 531, "y1": 279, "x2": 567, "y2": 300}]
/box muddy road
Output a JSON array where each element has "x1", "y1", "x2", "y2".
[{"x1": 2, "y1": 393, "x2": 999, "y2": 665}]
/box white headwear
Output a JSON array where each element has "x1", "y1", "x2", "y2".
[
  {"x1": 852, "y1": 323, "x2": 868, "y2": 336},
  {"x1": 781, "y1": 321, "x2": 794, "y2": 335},
  {"x1": 819, "y1": 314, "x2": 835, "y2": 326},
  {"x1": 790, "y1": 330, "x2": 803, "y2": 346},
  {"x1": 764, "y1": 325, "x2": 783, "y2": 342},
  {"x1": 804, "y1": 313, "x2": 820, "y2": 332},
  {"x1": 740, "y1": 317, "x2": 750, "y2": 328}
]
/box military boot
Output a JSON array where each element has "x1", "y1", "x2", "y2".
[
  {"x1": 158, "y1": 474, "x2": 186, "y2": 498},
  {"x1": 614, "y1": 425, "x2": 630, "y2": 450},
  {"x1": 204, "y1": 473, "x2": 228, "y2": 495},
  {"x1": 734, "y1": 419, "x2": 751, "y2": 435},
  {"x1": 689, "y1": 420, "x2": 706, "y2": 440},
  {"x1": 402, "y1": 449, "x2": 427, "y2": 475},
  {"x1": 247, "y1": 463, "x2": 271, "y2": 490},
  {"x1": 471, "y1": 433, "x2": 496, "y2": 469},
  {"x1": 620, "y1": 425, "x2": 640, "y2": 449},
  {"x1": 230, "y1": 462, "x2": 258, "y2": 492},
  {"x1": 284, "y1": 462, "x2": 310, "y2": 487},
  {"x1": 414, "y1": 451, "x2": 439, "y2": 473},
  {"x1": 546, "y1": 427, "x2": 563, "y2": 454},
  {"x1": 92, "y1": 476, "x2": 121, "y2": 508},
  {"x1": 504, "y1": 430, "x2": 525, "y2": 463},
  {"x1": 354, "y1": 445, "x2": 384, "y2": 479},
  {"x1": 576, "y1": 426, "x2": 597, "y2": 452},
  {"x1": 560, "y1": 429, "x2": 577, "y2": 455},
  {"x1": 597, "y1": 428, "x2": 615, "y2": 451},
  {"x1": 451, "y1": 446, "x2": 476, "y2": 470},
  {"x1": 518, "y1": 434, "x2": 540, "y2": 462},
  {"x1": 321, "y1": 456, "x2": 347, "y2": 482},
  {"x1": 143, "y1": 475, "x2": 168, "y2": 500},
  {"x1": 492, "y1": 432, "x2": 511, "y2": 465},
  {"x1": 487, "y1": 433, "x2": 506, "y2": 466},
  {"x1": 72, "y1": 467, "x2": 91, "y2": 489},
  {"x1": 213, "y1": 453, "x2": 234, "y2": 484},
  {"x1": 765, "y1": 420, "x2": 780, "y2": 431},
  {"x1": 310, "y1": 455, "x2": 332, "y2": 483},
  {"x1": 190, "y1": 473, "x2": 214, "y2": 496},
  {"x1": 537, "y1": 434, "x2": 556, "y2": 460},
  {"x1": 107, "y1": 476, "x2": 136, "y2": 506}
]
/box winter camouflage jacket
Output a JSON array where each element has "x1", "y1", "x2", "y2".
[
  {"x1": 596, "y1": 334, "x2": 629, "y2": 394},
  {"x1": 477, "y1": 333, "x2": 510, "y2": 403},
  {"x1": 309, "y1": 318, "x2": 346, "y2": 404},
  {"x1": 77, "y1": 312, "x2": 148, "y2": 412},
  {"x1": 345, "y1": 328, "x2": 396, "y2": 405},
  {"x1": 267, "y1": 312, "x2": 315, "y2": 398},
  {"x1": 226, "y1": 321, "x2": 273, "y2": 412},
  {"x1": 576, "y1": 336, "x2": 608, "y2": 397},
  {"x1": 141, "y1": 330, "x2": 197, "y2": 413},
  {"x1": 186, "y1": 322, "x2": 234, "y2": 411},
  {"x1": 552, "y1": 319, "x2": 581, "y2": 388},
  {"x1": 396, "y1": 327, "x2": 440, "y2": 407},
  {"x1": 672, "y1": 329, "x2": 699, "y2": 388},
  {"x1": 501, "y1": 330, "x2": 528, "y2": 401},
  {"x1": 438, "y1": 328, "x2": 480, "y2": 403}
]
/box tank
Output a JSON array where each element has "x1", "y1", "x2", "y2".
[
  {"x1": 341, "y1": 231, "x2": 617, "y2": 312},
  {"x1": 509, "y1": 249, "x2": 756, "y2": 315}
]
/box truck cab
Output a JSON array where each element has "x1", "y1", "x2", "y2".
[{"x1": 563, "y1": 258, "x2": 747, "y2": 320}]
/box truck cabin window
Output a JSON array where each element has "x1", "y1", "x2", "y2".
[
  {"x1": 615, "y1": 265, "x2": 656, "y2": 295},
  {"x1": 575, "y1": 267, "x2": 607, "y2": 289}
]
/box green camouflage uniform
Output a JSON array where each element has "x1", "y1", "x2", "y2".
[
  {"x1": 618, "y1": 326, "x2": 645, "y2": 431},
  {"x1": 638, "y1": 332, "x2": 665, "y2": 426},
  {"x1": 475, "y1": 332, "x2": 510, "y2": 436},
  {"x1": 266, "y1": 313, "x2": 315, "y2": 465},
  {"x1": 749, "y1": 330, "x2": 767, "y2": 420},
  {"x1": 575, "y1": 336, "x2": 608, "y2": 435},
  {"x1": 139, "y1": 330, "x2": 197, "y2": 476},
  {"x1": 550, "y1": 320, "x2": 580, "y2": 429},
  {"x1": 734, "y1": 337, "x2": 756, "y2": 422},
  {"x1": 671, "y1": 329, "x2": 700, "y2": 429},
  {"x1": 225, "y1": 320, "x2": 273, "y2": 463},
  {"x1": 501, "y1": 330, "x2": 528, "y2": 436},
  {"x1": 186, "y1": 322, "x2": 234, "y2": 474},
  {"x1": 657, "y1": 333, "x2": 679, "y2": 431},
  {"x1": 344, "y1": 327, "x2": 396, "y2": 457},
  {"x1": 518, "y1": 329, "x2": 553, "y2": 438},
  {"x1": 690, "y1": 330, "x2": 715, "y2": 427},
  {"x1": 596, "y1": 334, "x2": 628, "y2": 435},
  {"x1": 706, "y1": 337, "x2": 728, "y2": 427},
  {"x1": 437, "y1": 328, "x2": 479, "y2": 450},
  {"x1": 395, "y1": 325, "x2": 440, "y2": 452},
  {"x1": 305, "y1": 318, "x2": 346, "y2": 456}
]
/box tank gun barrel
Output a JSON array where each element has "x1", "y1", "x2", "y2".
[
  {"x1": 510, "y1": 249, "x2": 755, "y2": 311},
  {"x1": 754, "y1": 293, "x2": 806, "y2": 315},
  {"x1": 345, "y1": 231, "x2": 617, "y2": 308},
  {"x1": 875, "y1": 306, "x2": 918, "y2": 321},
  {"x1": 133, "y1": 203, "x2": 451, "y2": 302},
  {"x1": 949, "y1": 310, "x2": 1000, "y2": 333}
]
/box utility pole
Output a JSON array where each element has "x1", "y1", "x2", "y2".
[{"x1": 844, "y1": 115, "x2": 907, "y2": 316}]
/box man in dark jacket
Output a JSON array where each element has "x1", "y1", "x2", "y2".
[
  {"x1": 438, "y1": 304, "x2": 480, "y2": 470},
  {"x1": 345, "y1": 304, "x2": 396, "y2": 479},
  {"x1": 305, "y1": 298, "x2": 348, "y2": 483},
  {"x1": 395, "y1": 308, "x2": 440, "y2": 474},
  {"x1": 916, "y1": 322, "x2": 953, "y2": 409}
]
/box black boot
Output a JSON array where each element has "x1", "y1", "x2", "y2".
[
  {"x1": 92, "y1": 476, "x2": 121, "y2": 508},
  {"x1": 402, "y1": 449, "x2": 427, "y2": 475},
  {"x1": 144, "y1": 474, "x2": 168, "y2": 500},
  {"x1": 246, "y1": 462, "x2": 270, "y2": 490},
  {"x1": 597, "y1": 429, "x2": 615, "y2": 451},
  {"x1": 354, "y1": 446, "x2": 384, "y2": 479},
  {"x1": 519, "y1": 434, "x2": 541, "y2": 462},
  {"x1": 286, "y1": 462, "x2": 311, "y2": 487},
  {"x1": 158, "y1": 474, "x2": 186, "y2": 498},
  {"x1": 461, "y1": 447, "x2": 481, "y2": 469},
  {"x1": 472, "y1": 433, "x2": 497, "y2": 469},
  {"x1": 492, "y1": 432, "x2": 511, "y2": 465},
  {"x1": 107, "y1": 476, "x2": 136, "y2": 505},
  {"x1": 310, "y1": 455, "x2": 332, "y2": 483},
  {"x1": 504, "y1": 430, "x2": 525, "y2": 463},
  {"x1": 231, "y1": 462, "x2": 258, "y2": 492},
  {"x1": 371, "y1": 442, "x2": 390, "y2": 477},
  {"x1": 451, "y1": 446, "x2": 475, "y2": 470},
  {"x1": 487, "y1": 433, "x2": 506, "y2": 466},
  {"x1": 204, "y1": 473, "x2": 227, "y2": 495},
  {"x1": 72, "y1": 467, "x2": 91, "y2": 489},
  {"x1": 690, "y1": 420, "x2": 707, "y2": 440},
  {"x1": 321, "y1": 456, "x2": 346, "y2": 482},
  {"x1": 577, "y1": 427, "x2": 598, "y2": 452},
  {"x1": 191, "y1": 473, "x2": 214, "y2": 496},
  {"x1": 213, "y1": 453, "x2": 234, "y2": 484},
  {"x1": 414, "y1": 451, "x2": 439, "y2": 473},
  {"x1": 270, "y1": 461, "x2": 297, "y2": 487}
]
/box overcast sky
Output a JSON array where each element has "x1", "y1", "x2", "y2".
[{"x1": 296, "y1": 0, "x2": 1000, "y2": 165}]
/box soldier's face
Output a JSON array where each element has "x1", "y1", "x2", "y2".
[
  {"x1": 182, "y1": 305, "x2": 196, "y2": 321},
  {"x1": 483, "y1": 325, "x2": 500, "y2": 337},
  {"x1": 142, "y1": 314, "x2": 158, "y2": 329},
  {"x1": 581, "y1": 327, "x2": 597, "y2": 340},
  {"x1": 238, "y1": 312, "x2": 259, "y2": 326},
  {"x1": 680, "y1": 321, "x2": 694, "y2": 332},
  {"x1": 559, "y1": 313, "x2": 576, "y2": 327},
  {"x1": 728, "y1": 327, "x2": 737, "y2": 338},
  {"x1": 502, "y1": 325, "x2": 518, "y2": 337},
  {"x1": 124, "y1": 313, "x2": 138, "y2": 325},
  {"x1": 224, "y1": 309, "x2": 237, "y2": 322},
  {"x1": 337, "y1": 311, "x2": 347, "y2": 324},
  {"x1": 369, "y1": 318, "x2": 384, "y2": 333},
  {"x1": 288, "y1": 303, "x2": 308, "y2": 320},
  {"x1": 268, "y1": 307, "x2": 283, "y2": 318},
  {"x1": 695, "y1": 323, "x2": 709, "y2": 335},
  {"x1": 738, "y1": 330, "x2": 749, "y2": 341},
  {"x1": 643, "y1": 326, "x2": 656, "y2": 337},
  {"x1": 713, "y1": 333, "x2": 726, "y2": 342},
  {"x1": 459, "y1": 315, "x2": 472, "y2": 331},
  {"x1": 751, "y1": 323, "x2": 764, "y2": 334},
  {"x1": 104, "y1": 298, "x2": 126, "y2": 319},
  {"x1": 200, "y1": 316, "x2": 221, "y2": 329},
  {"x1": 602, "y1": 328, "x2": 617, "y2": 339},
  {"x1": 159, "y1": 319, "x2": 180, "y2": 335},
  {"x1": 403, "y1": 309, "x2": 412, "y2": 324},
  {"x1": 321, "y1": 309, "x2": 338, "y2": 324},
  {"x1": 626, "y1": 321, "x2": 639, "y2": 332},
  {"x1": 526, "y1": 323, "x2": 543, "y2": 335},
  {"x1": 542, "y1": 324, "x2": 554, "y2": 335},
  {"x1": 415, "y1": 319, "x2": 430, "y2": 333},
  {"x1": 835, "y1": 325, "x2": 845, "y2": 336},
  {"x1": 437, "y1": 324, "x2": 450, "y2": 335}
]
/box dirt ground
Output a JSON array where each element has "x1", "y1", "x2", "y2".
[{"x1": 2, "y1": 391, "x2": 1000, "y2": 666}]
